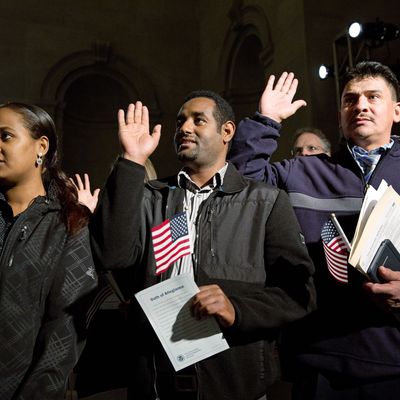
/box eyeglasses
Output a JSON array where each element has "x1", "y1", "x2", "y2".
[{"x1": 291, "y1": 145, "x2": 324, "y2": 156}]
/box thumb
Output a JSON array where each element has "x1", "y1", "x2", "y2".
[
  {"x1": 152, "y1": 124, "x2": 162, "y2": 147},
  {"x1": 292, "y1": 99, "x2": 307, "y2": 113}
]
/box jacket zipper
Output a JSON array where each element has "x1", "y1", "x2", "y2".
[
  {"x1": 207, "y1": 202, "x2": 215, "y2": 257},
  {"x1": 0, "y1": 219, "x2": 28, "y2": 270}
]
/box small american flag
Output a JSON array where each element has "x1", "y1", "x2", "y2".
[
  {"x1": 321, "y1": 219, "x2": 349, "y2": 284},
  {"x1": 151, "y1": 212, "x2": 192, "y2": 275}
]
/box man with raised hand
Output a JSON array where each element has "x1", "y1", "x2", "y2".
[
  {"x1": 90, "y1": 91, "x2": 315, "y2": 400},
  {"x1": 229, "y1": 61, "x2": 400, "y2": 399}
]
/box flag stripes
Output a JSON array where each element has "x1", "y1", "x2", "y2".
[
  {"x1": 151, "y1": 212, "x2": 192, "y2": 275},
  {"x1": 321, "y1": 219, "x2": 349, "y2": 284}
]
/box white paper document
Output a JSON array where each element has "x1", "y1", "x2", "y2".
[
  {"x1": 135, "y1": 274, "x2": 229, "y2": 371},
  {"x1": 349, "y1": 183, "x2": 400, "y2": 273}
]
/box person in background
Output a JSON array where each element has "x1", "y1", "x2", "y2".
[
  {"x1": 291, "y1": 127, "x2": 331, "y2": 156},
  {"x1": 71, "y1": 160, "x2": 157, "y2": 397},
  {"x1": 71, "y1": 173, "x2": 100, "y2": 213},
  {"x1": 90, "y1": 91, "x2": 315, "y2": 400},
  {"x1": 0, "y1": 102, "x2": 97, "y2": 399},
  {"x1": 229, "y1": 61, "x2": 400, "y2": 399},
  {"x1": 71, "y1": 159, "x2": 157, "y2": 213}
]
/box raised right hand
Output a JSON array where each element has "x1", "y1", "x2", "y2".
[
  {"x1": 118, "y1": 101, "x2": 161, "y2": 165},
  {"x1": 259, "y1": 72, "x2": 307, "y2": 123}
]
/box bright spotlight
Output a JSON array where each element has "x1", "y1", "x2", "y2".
[
  {"x1": 318, "y1": 64, "x2": 330, "y2": 80},
  {"x1": 348, "y1": 22, "x2": 362, "y2": 38}
]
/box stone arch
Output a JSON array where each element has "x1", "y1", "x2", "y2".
[
  {"x1": 219, "y1": 4, "x2": 273, "y2": 121},
  {"x1": 40, "y1": 41, "x2": 160, "y2": 127},
  {"x1": 39, "y1": 42, "x2": 161, "y2": 187}
]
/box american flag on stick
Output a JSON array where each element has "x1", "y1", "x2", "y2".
[
  {"x1": 321, "y1": 219, "x2": 349, "y2": 284},
  {"x1": 151, "y1": 212, "x2": 192, "y2": 275}
]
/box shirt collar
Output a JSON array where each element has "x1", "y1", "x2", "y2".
[
  {"x1": 177, "y1": 163, "x2": 228, "y2": 191},
  {"x1": 349, "y1": 139, "x2": 394, "y2": 157}
]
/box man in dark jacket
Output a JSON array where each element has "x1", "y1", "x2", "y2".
[
  {"x1": 229, "y1": 61, "x2": 400, "y2": 399},
  {"x1": 90, "y1": 90, "x2": 315, "y2": 400}
]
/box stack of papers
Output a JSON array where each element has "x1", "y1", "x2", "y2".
[{"x1": 349, "y1": 180, "x2": 400, "y2": 276}]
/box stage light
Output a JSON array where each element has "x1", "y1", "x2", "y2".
[
  {"x1": 348, "y1": 22, "x2": 362, "y2": 38},
  {"x1": 318, "y1": 64, "x2": 333, "y2": 80},
  {"x1": 348, "y1": 20, "x2": 400, "y2": 47}
]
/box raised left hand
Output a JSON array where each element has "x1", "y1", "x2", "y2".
[{"x1": 70, "y1": 173, "x2": 100, "y2": 213}]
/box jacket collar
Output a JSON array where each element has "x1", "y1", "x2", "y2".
[{"x1": 147, "y1": 162, "x2": 247, "y2": 194}]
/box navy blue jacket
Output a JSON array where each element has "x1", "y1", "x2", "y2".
[{"x1": 229, "y1": 113, "x2": 400, "y2": 380}]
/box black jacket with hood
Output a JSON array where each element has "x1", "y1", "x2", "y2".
[{"x1": 0, "y1": 186, "x2": 98, "y2": 400}]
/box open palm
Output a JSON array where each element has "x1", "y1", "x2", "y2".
[
  {"x1": 259, "y1": 72, "x2": 307, "y2": 123},
  {"x1": 118, "y1": 101, "x2": 161, "y2": 165}
]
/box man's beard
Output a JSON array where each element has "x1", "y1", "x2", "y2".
[{"x1": 176, "y1": 148, "x2": 199, "y2": 162}]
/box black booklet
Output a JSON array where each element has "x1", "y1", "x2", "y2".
[{"x1": 367, "y1": 239, "x2": 400, "y2": 283}]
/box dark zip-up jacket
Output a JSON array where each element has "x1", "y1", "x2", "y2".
[
  {"x1": 0, "y1": 188, "x2": 98, "y2": 400},
  {"x1": 229, "y1": 113, "x2": 400, "y2": 380},
  {"x1": 90, "y1": 158, "x2": 315, "y2": 400}
]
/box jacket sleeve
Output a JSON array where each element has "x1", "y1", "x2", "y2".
[
  {"x1": 16, "y1": 227, "x2": 98, "y2": 400},
  {"x1": 225, "y1": 189, "x2": 316, "y2": 344},
  {"x1": 90, "y1": 157, "x2": 146, "y2": 270},
  {"x1": 229, "y1": 113, "x2": 292, "y2": 187}
]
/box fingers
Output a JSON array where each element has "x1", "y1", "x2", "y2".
[
  {"x1": 191, "y1": 286, "x2": 220, "y2": 318},
  {"x1": 119, "y1": 102, "x2": 150, "y2": 126},
  {"x1": 74, "y1": 173, "x2": 84, "y2": 190},
  {"x1": 118, "y1": 109, "x2": 126, "y2": 128},
  {"x1": 119, "y1": 102, "x2": 139, "y2": 127},
  {"x1": 274, "y1": 72, "x2": 289, "y2": 92},
  {"x1": 84, "y1": 173, "x2": 90, "y2": 189},
  {"x1": 126, "y1": 103, "x2": 135, "y2": 124},
  {"x1": 364, "y1": 267, "x2": 400, "y2": 308},
  {"x1": 365, "y1": 267, "x2": 400, "y2": 294},
  {"x1": 281, "y1": 72, "x2": 294, "y2": 94},
  {"x1": 69, "y1": 177, "x2": 78, "y2": 190},
  {"x1": 379, "y1": 266, "x2": 400, "y2": 281},
  {"x1": 265, "y1": 71, "x2": 296, "y2": 95},
  {"x1": 142, "y1": 105, "x2": 149, "y2": 128},
  {"x1": 286, "y1": 76, "x2": 298, "y2": 98},
  {"x1": 191, "y1": 285, "x2": 235, "y2": 327},
  {"x1": 69, "y1": 173, "x2": 84, "y2": 191},
  {"x1": 265, "y1": 74, "x2": 276, "y2": 92},
  {"x1": 134, "y1": 101, "x2": 143, "y2": 124}
]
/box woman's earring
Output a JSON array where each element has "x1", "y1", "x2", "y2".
[{"x1": 36, "y1": 153, "x2": 43, "y2": 166}]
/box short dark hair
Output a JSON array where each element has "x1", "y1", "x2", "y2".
[
  {"x1": 182, "y1": 90, "x2": 235, "y2": 128},
  {"x1": 293, "y1": 127, "x2": 331, "y2": 153},
  {"x1": 341, "y1": 61, "x2": 400, "y2": 101}
]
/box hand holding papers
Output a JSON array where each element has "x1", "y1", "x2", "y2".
[
  {"x1": 348, "y1": 180, "x2": 400, "y2": 282},
  {"x1": 135, "y1": 274, "x2": 229, "y2": 371}
]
